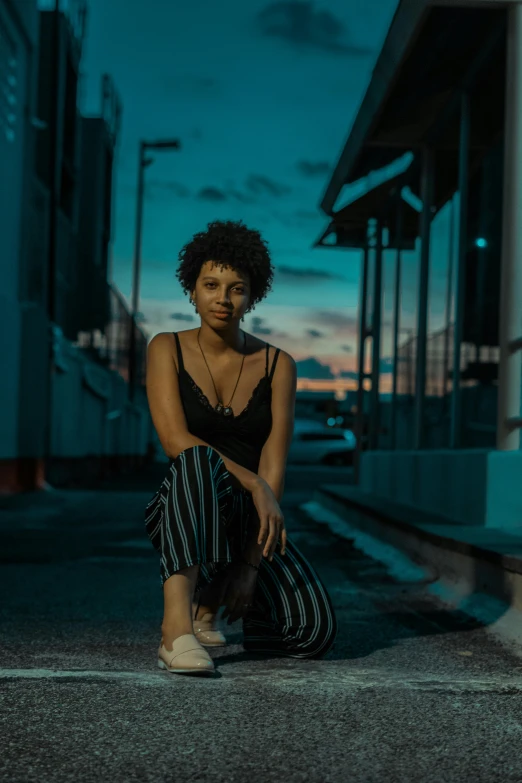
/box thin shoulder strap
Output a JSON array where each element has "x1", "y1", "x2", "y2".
[
  {"x1": 173, "y1": 332, "x2": 184, "y2": 372},
  {"x1": 269, "y1": 347, "x2": 281, "y2": 382}
]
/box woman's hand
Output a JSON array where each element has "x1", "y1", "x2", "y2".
[
  {"x1": 251, "y1": 479, "x2": 286, "y2": 562},
  {"x1": 220, "y1": 562, "x2": 259, "y2": 625}
]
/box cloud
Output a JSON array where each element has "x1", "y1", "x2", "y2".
[
  {"x1": 341, "y1": 344, "x2": 354, "y2": 354},
  {"x1": 245, "y1": 175, "x2": 291, "y2": 197},
  {"x1": 170, "y1": 312, "x2": 196, "y2": 322},
  {"x1": 338, "y1": 369, "x2": 358, "y2": 380},
  {"x1": 339, "y1": 358, "x2": 393, "y2": 376},
  {"x1": 297, "y1": 160, "x2": 331, "y2": 177},
  {"x1": 250, "y1": 316, "x2": 273, "y2": 336},
  {"x1": 185, "y1": 176, "x2": 291, "y2": 205},
  {"x1": 227, "y1": 188, "x2": 256, "y2": 204},
  {"x1": 312, "y1": 310, "x2": 358, "y2": 329},
  {"x1": 306, "y1": 329, "x2": 324, "y2": 339},
  {"x1": 296, "y1": 356, "x2": 336, "y2": 379},
  {"x1": 256, "y1": 2, "x2": 372, "y2": 56},
  {"x1": 197, "y1": 187, "x2": 228, "y2": 202},
  {"x1": 277, "y1": 264, "x2": 345, "y2": 281},
  {"x1": 146, "y1": 180, "x2": 191, "y2": 199}
]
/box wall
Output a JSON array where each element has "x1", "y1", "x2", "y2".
[
  {"x1": 0, "y1": 0, "x2": 39, "y2": 461},
  {"x1": 44, "y1": 327, "x2": 151, "y2": 486},
  {"x1": 360, "y1": 448, "x2": 522, "y2": 529}
]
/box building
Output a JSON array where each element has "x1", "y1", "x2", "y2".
[
  {"x1": 1, "y1": 0, "x2": 42, "y2": 492},
  {"x1": 318, "y1": 0, "x2": 522, "y2": 528},
  {"x1": 1, "y1": 1, "x2": 150, "y2": 493}
]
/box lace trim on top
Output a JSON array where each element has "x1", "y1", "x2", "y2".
[{"x1": 183, "y1": 369, "x2": 269, "y2": 421}]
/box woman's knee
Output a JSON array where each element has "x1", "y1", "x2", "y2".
[
  {"x1": 282, "y1": 607, "x2": 338, "y2": 659},
  {"x1": 166, "y1": 445, "x2": 233, "y2": 504},
  {"x1": 170, "y1": 444, "x2": 222, "y2": 467}
]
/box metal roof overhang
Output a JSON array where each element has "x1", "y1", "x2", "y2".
[
  {"x1": 314, "y1": 170, "x2": 420, "y2": 252},
  {"x1": 320, "y1": 0, "x2": 507, "y2": 217}
]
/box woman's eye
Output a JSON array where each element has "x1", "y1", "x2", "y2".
[{"x1": 204, "y1": 283, "x2": 245, "y2": 293}]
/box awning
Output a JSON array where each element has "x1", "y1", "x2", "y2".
[
  {"x1": 314, "y1": 170, "x2": 420, "y2": 251},
  {"x1": 320, "y1": 1, "x2": 506, "y2": 215}
]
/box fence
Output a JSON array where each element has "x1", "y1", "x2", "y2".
[
  {"x1": 387, "y1": 324, "x2": 498, "y2": 449},
  {"x1": 396, "y1": 323, "x2": 479, "y2": 400},
  {"x1": 75, "y1": 283, "x2": 148, "y2": 389}
]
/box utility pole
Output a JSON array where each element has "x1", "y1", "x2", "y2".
[{"x1": 128, "y1": 138, "x2": 181, "y2": 402}]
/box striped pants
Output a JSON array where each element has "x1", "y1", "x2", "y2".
[{"x1": 144, "y1": 445, "x2": 337, "y2": 659}]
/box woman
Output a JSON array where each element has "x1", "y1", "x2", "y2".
[{"x1": 144, "y1": 219, "x2": 337, "y2": 676}]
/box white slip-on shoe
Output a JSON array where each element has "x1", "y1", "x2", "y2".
[
  {"x1": 157, "y1": 633, "x2": 215, "y2": 676},
  {"x1": 193, "y1": 612, "x2": 227, "y2": 647}
]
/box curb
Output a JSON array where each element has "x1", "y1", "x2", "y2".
[{"x1": 311, "y1": 485, "x2": 522, "y2": 615}]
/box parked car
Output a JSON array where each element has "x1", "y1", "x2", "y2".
[{"x1": 288, "y1": 419, "x2": 355, "y2": 466}]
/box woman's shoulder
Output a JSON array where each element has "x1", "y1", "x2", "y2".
[
  {"x1": 146, "y1": 332, "x2": 180, "y2": 370},
  {"x1": 268, "y1": 345, "x2": 296, "y2": 380},
  {"x1": 148, "y1": 329, "x2": 196, "y2": 345},
  {"x1": 250, "y1": 335, "x2": 295, "y2": 378}
]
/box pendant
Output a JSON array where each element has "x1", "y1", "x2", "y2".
[{"x1": 223, "y1": 407, "x2": 233, "y2": 416}]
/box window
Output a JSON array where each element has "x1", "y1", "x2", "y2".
[{"x1": 0, "y1": 18, "x2": 17, "y2": 144}]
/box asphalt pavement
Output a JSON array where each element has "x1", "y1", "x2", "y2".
[{"x1": 2, "y1": 462, "x2": 522, "y2": 782}]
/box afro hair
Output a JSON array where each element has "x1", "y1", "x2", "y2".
[{"x1": 175, "y1": 219, "x2": 274, "y2": 314}]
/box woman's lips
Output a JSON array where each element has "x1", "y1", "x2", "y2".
[{"x1": 212, "y1": 312, "x2": 231, "y2": 319}]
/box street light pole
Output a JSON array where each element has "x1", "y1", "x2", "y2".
[
  {"x1": 128, "y1": 138, "x2": 181, "y2": 402},
  {"x1": 128, "y1": 142, "x2": 147, "y2": 402}
]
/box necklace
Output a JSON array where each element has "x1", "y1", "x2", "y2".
[{"x1": 197, "y1": 328, "x2": 246, "y2": 416}]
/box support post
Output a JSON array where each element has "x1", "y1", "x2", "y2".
[
  {"x1": 450, "y1": 93, "x2": 470, "y2": 449},
  {"x1": 369, "y1": 220, "x2": 383, "y2": 451},
  {"x1": 443, "y1": 195, "x2": 455, "y2": 400},
  {"x1": 354, "y1": 242, "x2": 370, "y2": 484},
  {"x1": 414, "y1": 147, "x2": 434, "y2": 449},
  {"x1": 497, "y1": 4, "x2": 522, "y2": 450},
  {"x1": 390, "y1": 196, "x2": 403, "y2": 450}
]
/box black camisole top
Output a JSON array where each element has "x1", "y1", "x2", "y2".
[{"x1": 171, "y1": 332, "x2": 281, "y2": 474}]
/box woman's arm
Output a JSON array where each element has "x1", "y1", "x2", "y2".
[
  {"x1": 242, "y1": 350, "x2": 297, "y2": 564},
  {"x1": 257, "y1": 349, "x2": 297, "y2": 501},
  {"x1": 146, "y1": 333, "x2": 261, "y2": 494}
]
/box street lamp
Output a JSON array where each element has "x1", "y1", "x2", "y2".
[{"x1": 128, "y1": 138, "x2": 181, "y2": 401}]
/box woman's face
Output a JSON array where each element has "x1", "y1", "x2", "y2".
[{"x1": 193, "y1": 260, "x2": 250, "y2": 324}]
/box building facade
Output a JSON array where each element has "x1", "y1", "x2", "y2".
[
  {"x1": 318, "y1": 0, "x2": 522, "y2": 528},
  {"x1": 0, "y1": 0, "x2": 42, "y2": 492},
  {"x1": 0, "y1": 2, "x2": 150, "y2": 493}
]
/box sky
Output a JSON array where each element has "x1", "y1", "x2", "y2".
[{"x1": 61, "y1": 0, "x2": 402, "y2": 381}]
